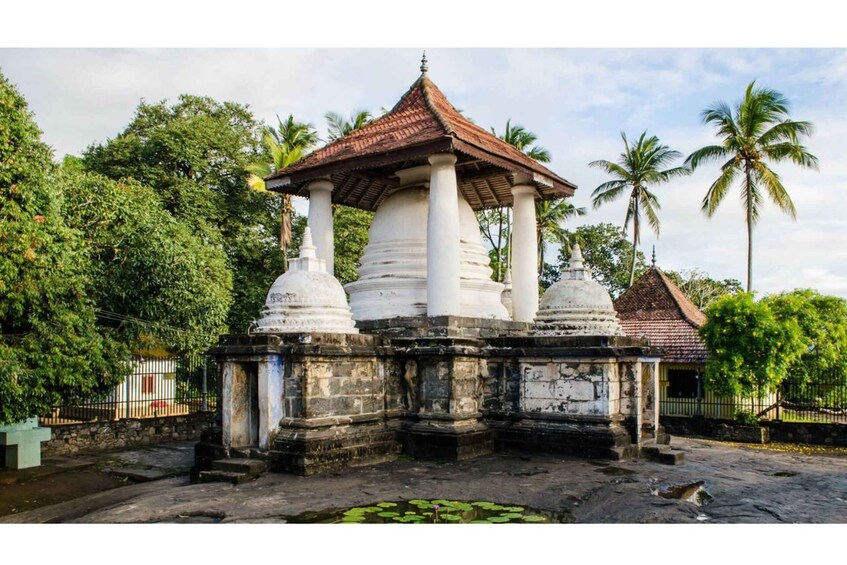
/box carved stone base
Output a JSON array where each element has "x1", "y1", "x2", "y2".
[
  {"x1": 488, "y1": 414, "x2": 639, "y2": 460},
  {"x1": 269, "y1": 421, "x2": 401, "y2": 476},
  {"x1": 399, "y1": 420, "x2": 493, "y2": 461}
]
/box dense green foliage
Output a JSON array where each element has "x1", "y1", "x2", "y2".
[
  {"x1": 699, "y1": 293, "x2": 805, "y2": 398},
  {"x1": 0, "y1": 72, "x2": 128, "y2": 424},
  {"x1": 686, "y1": 82, "x2": 818, "y2": 292},
  {"x1": 547, "y1": 223, "x2": 648, "y2": 297},
  {"x1": 333, "y1": 206, "x2": 372, "y2": 286},
  {"x1": 81, "y1": 95, "x2": 282, "y2": 333},
  {"x1": 762, "y1": 289, "x2": 847, "y2": 386},
  {"x1": 60, "y1": 170, "x2": 232, "y2": 353}
]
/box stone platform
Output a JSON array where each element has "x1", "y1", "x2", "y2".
[{"x1": 194, "y1": 317, "x2": 661, "y2": 477}]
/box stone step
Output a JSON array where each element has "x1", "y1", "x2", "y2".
[
  {"x1": 197, "y1": 470, "x2": 252, "y2": 485},
  {"x1": 211, "y1": 458, "x2": 267, "y2": 476},
  {"x1": 642, "y1": 444, "x2": 685, "y2": 465}
]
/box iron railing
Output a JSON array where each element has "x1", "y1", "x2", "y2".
[
  {"x1": 39, "y1": 354, "x2": 218, "y2": 426},
  {"x1": 660, "y1": 372, "x2": 847, "y2": 423}
]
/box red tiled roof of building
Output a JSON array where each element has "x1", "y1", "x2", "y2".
[
  {"x1": 614, "y1": 268, "x2": 708, "y2": 364},
  {"x1": 264, "y1": 75, "x2": 576, "y2": 211}
]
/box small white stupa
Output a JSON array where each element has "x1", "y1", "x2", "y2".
[
  {"x1": 253, "y1": 227, "x2": 358, "y2": 334},
  {"x1": 532, "y1": 244, "x2": 624, "y2": 336}
]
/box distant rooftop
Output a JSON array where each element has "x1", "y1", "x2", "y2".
[{"x1": 614, "y1": 268, "x2": 707, "y2": 364}]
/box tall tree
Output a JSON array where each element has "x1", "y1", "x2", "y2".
[
  {"x1": 245, "y1": 114, "x2": 319, "y2": 269},
  {"x1": 686, "y1": 81, "x2": 818, "y2": 292},
  {"x1": 1, "y1": 71, "x2": 128, "y2": 424},
  {"x1": 60, "y1": 169, "x2": 232, "y2": 354},
  {"x1": 552, "y1": 223, "x2": 648, "y2": 298},
  {"x1": 664, "y1": 268, "x2": 742, "y2": 310},
  {"x1": 325, "y1": 110, "x2": 373, "y2": 141},
  {"x1": 82, "y1": 94, "x2": 278, "y2": 333},
  {"x1": 535, "y1": 199, "x2": 585, "y2": 275},
  {"x1": 488, "y1": 119, "x2": 582, "y2": 280},
  {"x1": 491, "y1": 119, "x2": 551, "y2": 163},
  {"x1": 590, "y1": 131, "x2": 689, "y2": 288}
]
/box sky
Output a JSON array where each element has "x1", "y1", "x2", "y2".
[
  {"x1": 1, "y1": 48, "x2": 845, "y2": 299},
  {"x1": 0, "y1": 0, "x2": 847, "y2": 297}
]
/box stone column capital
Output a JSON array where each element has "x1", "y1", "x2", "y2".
[
  {"x1": 428, "y1": 152, "x2": 457, "y2": 167},
  {"x1": 511, "y1": 184, "x2": 536, "y2": 197},
  {"x1": 307, "y1": 178, "x2": 333, "y2": 193}
]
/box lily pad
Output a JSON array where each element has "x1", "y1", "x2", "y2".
[
  {"x1": 377, "y1": 511, "x2": 400, "y2": 518},
  {"x1": 341, "y1": 515, "x2": 366, "y2": 523},
  {"x1": 440, "y1": 514, "x2": 461, "y2": 521},
  {"x1": 486, "y1": 516, "x2": 511, "y2": 523},
  {"x1": 470, "y1": 520, "x2": 490, "y2": 524},
  {"x1": 522, "y1": 515, "x2": 547, "y2": 522},
  {"x1": 500, "y1": 513, "x2": 524, "y2": 519},
  {"x1": 377, "y1": 502, "x2": 398, "y2": 508},
  {"x1": 504, "y1": 506, "x2": 525, "y2": 512}
]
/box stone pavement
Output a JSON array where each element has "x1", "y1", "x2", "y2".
[
  {"x1": 2, "y1": 437, "x2": 847, "y2": 523},
  {"x1": 0, "y1": 441, "x2": 195, "y2": 518}
]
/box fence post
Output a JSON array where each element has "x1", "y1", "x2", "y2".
[
  {"x1": 125, "y1": 364, "x2": 131, "y2": 420},
  {"x1": 776, "y1": 386, "x2": 780, "y2": 421},
  {"x1": 201, "y1": 356, "x2": 209, "y2": 412}
]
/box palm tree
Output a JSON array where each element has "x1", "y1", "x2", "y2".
[
  {"x1": 492, "y1": 119, "x2": 551, "y2": 163},
  {"x1": 245, "y1": 114, "x2": 318, "y2": 270},
  {"x1": 590, "y1": 131, "x2": 689, "y2": 288},
  {"x1": 536, "y1": 199, "x2": 586, "y2": 275},
  {"x1": 686, "y1": 81, "x2": 818, "y2": 292},
  {"x1": 490, "y1": 118, "x2": 574, "y2": 279},
  {"x1": 325, "y1": 110, "x2": 373, "y2": 142}
]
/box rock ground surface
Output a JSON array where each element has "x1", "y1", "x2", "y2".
[{"x1": 2, "y1": 437, "x2": 847, "y2": 523}]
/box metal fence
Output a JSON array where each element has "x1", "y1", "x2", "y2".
[
  {"x1": 39, "y1": 354, "x2": 218, "y2": 426},
  {"x1": 660, "y1": 371, "x2": 847, "y2": 423}
]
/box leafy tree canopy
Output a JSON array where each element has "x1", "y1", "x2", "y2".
[
  {"x1": 81, "y1": 94, "x2": 281, "y2": 333},
  {"x1": 699, "y1": 293, "x2": 805, "y2": 398},
  {"x1": 1, "y1": 71, "x2": 128, "y2": 424},
  {"x1": 549, "y1": 223, "x2": 648, "y2": 297},
  {"x1": 762, "y1": 289, "x2": 847, "y2": 386},
  {"x1": 333, "y1": 206, "x2": 372, "y2": 286},
  {"x1": 664, "y1": 268, "x2": 742, "y2": 310},
  {"x1": 60, "y1": 169, "x2": 233, "y2": 354}
]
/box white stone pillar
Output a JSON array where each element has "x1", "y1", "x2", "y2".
[
  {"x1": 511, "y1": 176, "x2": 539, "y2": 322},
  {"x1": 426, "y1": 153, "x2": 461, "y2": 316},
  {"x1": 307, "y1": 179, "x2": 334, "y2": 276}
]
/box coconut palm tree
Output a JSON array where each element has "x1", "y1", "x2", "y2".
[
  {"x1": 686, "y1": 81, "x2": 818, "y2": 292},
  {"x1": 245, "y1": 114, "x2": 318, "y2": 270},
  {"x1": 492, "y1": 119, "x2": 551, "y2": 163},
  {"x1": 536, "y1": 199, "x2": 586, "y2": 275},
  {"x1": 325, "y1": 110, "x2": 373, "y2": 142},
  {"x1": 590, "y1": 131, "x2": 689, "y2": 288}
]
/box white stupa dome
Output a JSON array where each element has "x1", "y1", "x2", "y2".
[
  {"x1": 253, "y1": 227, "x2": 358, "y2": 334},
  {"x1": 345, "y1": 165, "x2": 508, "y2": 321},
  {"x1": 533, "y1": 244, "x2": 624, "y2": 336}
]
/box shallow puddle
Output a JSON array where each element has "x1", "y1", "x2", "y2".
[
  {"x1": 286, "y1": 499, "x2": 573, "y2": 523},
  {"x1": 651, "y1": 480, "x2": 713, "y2": 507}
]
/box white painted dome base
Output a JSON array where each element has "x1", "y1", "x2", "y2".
[
  {"x1": 345, "y1": 170, "x2": 508, "y2": 322},
  {"x1": 253, "y1": 228, "x2": 358, "y2": 335}
]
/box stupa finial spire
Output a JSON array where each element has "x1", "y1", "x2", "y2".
[
  {"x1": 570, "y1": 243, "x2": 584, "y2": 270},
  {"x1": 420, "y1": 51, "x2": 428, "y2": 75},
  {"x1": 652, "y1": 245, "x2": 656, "y2": 268},
  {"x1": 300, "y1": 226, "x2": 317, "y2": 259}
]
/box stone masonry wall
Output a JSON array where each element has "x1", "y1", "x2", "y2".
[{"x1": 43, "y1": 412, "x2": 216, "y2": 457}]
